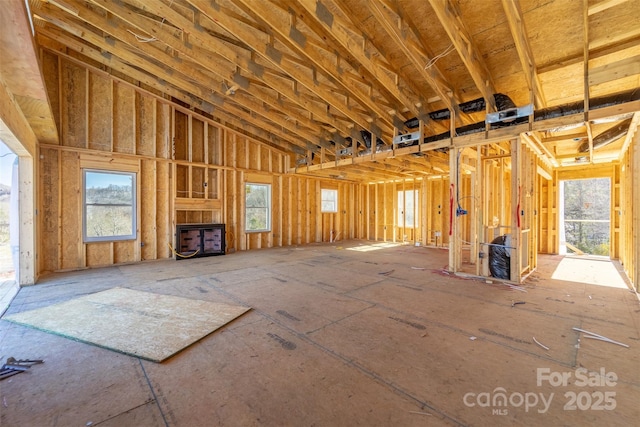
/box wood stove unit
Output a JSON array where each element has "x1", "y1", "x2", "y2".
[{"x1": 175, "y1": 223, "x2": 225, "y2": 260}]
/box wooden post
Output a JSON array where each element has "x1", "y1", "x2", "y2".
[
  {"x1": 632, "y1": 132, "x2": 640, "y2": 291},
  {"x1": 17, "y1": 156, "x2": 36, "y2": 285},
  {"x1": 449, "y1": 147, "x2": 460, "y2": 272},
  {"x1": 475, "y1": 145, "x2": 482, "y2": 276},
  {"x1": 510, "y1": 138, "x2": 522, "y2": 282}
]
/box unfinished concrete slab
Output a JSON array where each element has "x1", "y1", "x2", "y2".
[{"x1": 1, "y1": 241, "x2": 638, "y2": 426}]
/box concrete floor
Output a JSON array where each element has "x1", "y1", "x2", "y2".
[{"x1": 0, "y1": 241, "x2": 638, "y2": 426}]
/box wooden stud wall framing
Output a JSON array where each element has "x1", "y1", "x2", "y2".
[
  {"x1": 620, "y1": 130, "x2": 639, "y2": 291},
  {"x1": 36, "y1": 49, "x2": 365, "y2": 273},
  {"x1": 31, "y1": 47, "x2": 637, "y2": 285},
  {"x1": 632, "y1": 132, "x2": 639, "y2": 291}
]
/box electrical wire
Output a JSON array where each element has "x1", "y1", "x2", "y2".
[
  {"x1": 127, "y1": 29, "x2": 158, "y2": 43},
  {"x1": 424, "y1": 44, "x2": 454, "y2": 69},
  {"x1": 167, "y1": 242, "x2": 200, "y2": 258}
]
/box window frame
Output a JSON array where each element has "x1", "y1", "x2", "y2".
[
  {"x1": 83, "y1": 169, "x2": 137, "y2": 243},
  {"x1": 245, "y1": 182, "x2": 271, "y2": 232},
  {"x1": 397, "y1": 189, "x2": 419, "y2": 228},
  {"x1": 321, "y1": 188, "x2": 338, "y2": 213}
]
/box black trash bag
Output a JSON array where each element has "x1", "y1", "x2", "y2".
[{"x1": 489, "y1": 235, "x2": 510, "y2": 279}]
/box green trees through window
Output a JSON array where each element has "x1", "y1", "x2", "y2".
[
  {"x1": 83, "y1": 170, "x2": 136, "y2": 242},
  {"x1": 563, "y1": 178, "x2": 610, "y2": 256},
  {"x1": 245, "y1": 183, "x2": 271, "y2": 232}
]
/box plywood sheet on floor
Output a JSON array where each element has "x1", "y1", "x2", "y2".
[
  {"x1": 3, "y1": 287, "x2": 250, "y2": 361},
  {"x1": 1, "y1": 242, "x2": 638, "y2": 426}
]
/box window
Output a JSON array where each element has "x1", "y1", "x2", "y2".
[
  {"x1": 83, "y1": 170, "x2": 136, "y2": 242},
  {"x1": 397, "y1": 190, "x2": 419, "y2": 228},
  {"x1": 245, "y1": 183, "x2": 271, "y2": 232},
  {"x1": 321, "y1": 189, "x2": 338, "y2": 213}
]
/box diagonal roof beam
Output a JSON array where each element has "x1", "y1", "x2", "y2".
[
  {"x1": 428, "y1": 0, "x2": 498, "y2": 111},
  {"x1": 37, "y1": 1, "x2": 328, "y2": 152},
  {"x1": 588, "y1": 0, "x2": 631, "y2": 15},
  {"x1": 365, "y1": 0, "x2": 474, "y2": 125},
  {"x1": 230, "y1": 0, "x2": 408, "y2": 135},
  {"x1": 501, "y1": 0, "x2": 546, "y2": 108},
  {"x1": 274, "y1": 0, "x2": 426, "y2": 121},
  {"x1": 88, "y1": 0, "x2": 352, "y2": 139},
  {"x1": 35, "y1": 25, "x2": 306, "y2": 154},
  {"x1": 183, "y1": 0, "x2": 392, "y2": 139},
  {"x1": 34, "y1": 2, "x2": 321, "y2": 154}
]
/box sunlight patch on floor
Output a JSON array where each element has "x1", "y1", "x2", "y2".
[
  {"x1": 551, "y1": 257, "x2": 628, "y2": 288},
  {"x1": 346, "y1": 242, "x2": 402, "y2": 252}
]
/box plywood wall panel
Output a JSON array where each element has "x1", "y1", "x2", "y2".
[
  {"x1": 248, "y1": 141, "x2": 259, "y2": 171},
  {"x1": 237, "y1": 138, "x2": 248, "y2": 169},
  {"x1": 227, "y1": 136, "x2": 237, "y2": 168},
  {"x1": 42, "y1": 50, "x2": 61, "y2": 140},
  {"x1": 141, "y1": 159, "x2": 157, "y2": 261},
  {"x1": 88, "y1": 73, "x2": 112, "y2": 152},
  {"x1": 113, "y1": 241, "x2": 135, "y2": 264},
  {"x1": 207, "y1": 125, "x2": 220, "y2": 165},
  {"x1": 292, "y1": 177, "x2": 302, "y2": 245},
  {"x1": 61, "y1": 60, "x2": 86, "y2": 149},
  {"x1": 186, "y1": 211, "x2": 203, "y2": 223},
  {"x1": 174, "y1": 111, "x2": 188, "y2": 161},
  {"x1": 176, "y1": 210, "x2": 187, "y2": 225},
  {"x1": 39, "y1": 148, "x2": 60, "y2": 272},
  {"x1": 60, "y1": 151, "x2": 81, "y2": 270},
  {"x1": 192, "y1": 167, "x2": 205, "y2": 199},
  {"x1": 175, "y1": 165, "x2": 188, "y2": 198},
  {"x1": 155, "y1": 161, "x2": 171, "y2": 259},
  {"x1": 283, "y1": 176, "x2": 292, "y2": 246},
  {"x1": 156, "y1": 102, "x2": 170, "y2": 159},
  {"x1": 384, "y1": 182, "x2": 394, "y2": 241},
  {"x1": 224, "y1": 170, "x2": 239, "y2": 251},
  {"x1": 86, "y1": 242, "x2": 112, "y2": 267},
  {"x1": 261, "y1": 146, "x2": 271, "y2": 172},
  {"x1": 272, "y1": 175, "x2": 282, "y2": 247},
  {"x1": 136, "y1": 94, "x2": 155, "y2": 157},
  {"x1": 113, "y1": 82, "x2": 135, "y2": 154},
  {"x1": 192, "y1": 118, "x2": 205, "y2": 163}
]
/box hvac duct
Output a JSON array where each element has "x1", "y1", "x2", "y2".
[
  {"x1": 401, "y1": 88, "x2": 639, "y2": 147},
  {"x1": 578, "y1": 118, "x2": 632, "y2": 152}
]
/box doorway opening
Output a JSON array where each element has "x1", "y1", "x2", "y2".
[
  {"x1": 552, "y1": 178, "x2": 633, "y2": 291},
  {"x1": 0, "y1": 140, "x2": 19, "y2": 314},
  {"x1": 559, "y1": 178, "x2": 611, "y2": 257}
]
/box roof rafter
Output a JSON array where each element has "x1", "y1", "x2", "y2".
[
  {"x1": 281, "y1": 0, "x2": 425, "y2": 120},
  {"x1": 366, "y1": 0, "x2": 460, "y2": 117},
  {"x1": 501, "y1": 0, "x2": 547, "y2": 108},
  {"x1": 427, "y1": 0, "x2": 498, "y2": 111},
  {"x1": 229, "y1": 0, "x2": 408, "y2": 132},
  {"x1": 38, "y1": 32, "x2": 303, "y2": 153},
  {"x1": 35, "y1": 24, "x2": 306, "y2": 154},
  {"x1": 184, "y1": 0, "x2": 394, "y2": 139},
  {"x1": 34, "y1": 1, "x2": 324, "y2": 154},
  {"x1": 91, "y1": 0, "x2": 353, "y2": 140}
]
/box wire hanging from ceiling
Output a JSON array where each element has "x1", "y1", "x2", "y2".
[
  {"x1": 424, "y1": 44, "x2": 454, "y2": 69},
  {"x1": 126, "y1": 0, "x2": 174, "y2": 43}
]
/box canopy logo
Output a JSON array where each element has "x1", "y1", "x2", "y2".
[{"x1": 463, "y1": 367, "x2": 617, "y2": 415}]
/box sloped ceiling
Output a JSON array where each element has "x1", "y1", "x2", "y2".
[{"x1": 17, "y1": 0, "x2": 640, "y2": 180}]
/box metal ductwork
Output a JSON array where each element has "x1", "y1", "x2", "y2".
[
  {"x1": 404, "y1": 93, "x2": 518, "y2": 127},
  {"x1": 578, "y1": 118, "x2": 632, "y2": 153},
  {"x1": 407, "y1": 88, "x2": 639, "y2": 146}
]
